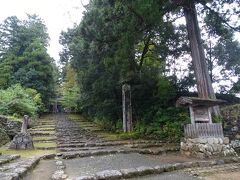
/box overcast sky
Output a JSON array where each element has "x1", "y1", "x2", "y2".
[{"x1": 0, "y1": 0, "x2": 89, "y2": 62}]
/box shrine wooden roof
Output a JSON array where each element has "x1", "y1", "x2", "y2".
[{"x1": 176, "y1": 96, "x2": 226, "y2": 107}]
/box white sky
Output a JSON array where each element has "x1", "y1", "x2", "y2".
[{"x1": 0, "y1": 0, "x2": 89, "y2": 62}]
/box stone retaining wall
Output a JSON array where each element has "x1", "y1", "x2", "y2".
[
  {"x1": 0, "y1": 116, "x2": 21, "y2": 146},
  {"x1": 181, "y1": 137, "x2": 237, "y2": 158},
  {"x1": 221, "y1": 104, "x2": 240, "y2": 140},
  {"x1": 0, "y1": 115, "x2": 21, "y2": 138}
]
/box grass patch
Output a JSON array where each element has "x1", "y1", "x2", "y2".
[
  {"x1": 30, "y1": 127, "x2": 55, "y2": 131},
  {"x1": 34, "y1": 142, "x2": 56, "y2": 148},
  {"x1": 0, "y1": 148, "x2": 56, "y2": 158},
  {"x1": 31, "y1": 131, "x2": 55, "y2": 135},
  {"x1": 97, "y1": 132, "x2": 120, "y2": 141},
  {"x1": 33, "y1": 136, "x2": 56, "y2": 141}
]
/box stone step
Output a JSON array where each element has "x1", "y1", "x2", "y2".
[
  {"x1": 35, "y1": 147, "x2": 56, "y2": 150},
  {"x1": 32, "y1": 125, "x2": 55, "y2": 128},
  {"x1": 33, "y1": 136, "x2": 57, "y2": 142},
  {"x1": 29, "y1": 128, "x2": 55, "y2": 132},
  {"x1": 31, "y1": 131, "x2": 55, "y2": 136},
  {"x1": 56, "y1": 142, "x2": 128, "y2": 148},
  {"x1": 0, "y1": 157, "x2": 40, "y2": 180},
  {"x1": 0, "y1": 155, "x2": 21, "y2": 166},
  {"x1": 58, "y1": 146, "x2": 104, "y2": 152}
]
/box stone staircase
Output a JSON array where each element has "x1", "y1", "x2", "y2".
[
  {"x1": 55, "y1": 114, "x2": 179, "y2": 157},
  {"x1": 30, "y1": 115, "x2": 57, "y2": 150}
]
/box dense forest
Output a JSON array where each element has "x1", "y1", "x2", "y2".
[
  {"x1": 0, "y1": 0, "x2": 240, "y2": 140},
  {"x1": 0, "y1": 15, "x2": 58, "y2": 117},
  {"x1": 59, "y1": 0, "x2": 240, "y2": 140}
]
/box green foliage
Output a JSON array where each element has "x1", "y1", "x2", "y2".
[
  {"x1": 61, "y1": 65, "x2": 80, "y2": 111},
  {"x1": 135, "y1": 108, "x2": 190, "y2": 141},
  {"x1": 0, "y1": 15, "x2": 56, "y2": 106},
  {"x1": 59, "y1": 0, "x2": 240, "y2": 141},
  {"x1": 0, "y1": 84, "x2": 43, "y2": 117}
]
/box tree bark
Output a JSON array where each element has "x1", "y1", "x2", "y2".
[{"x1": 183, "y1": 2, "x2": 220, "y2": 116}]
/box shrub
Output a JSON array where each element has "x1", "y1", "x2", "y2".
[
  {"x1": 0, "y1": 84, "x2": 43, "y2": 117},
  {"x1": 135, "y1": 107, "x2": 190, "y2": 141}
]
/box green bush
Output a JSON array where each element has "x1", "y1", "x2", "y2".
[
  {"x1": 135, "y1": 107, "x2": 190, "y2": 141},
  {"x1": 0, "y1": 84, "x2": 44, "y2": 117}
]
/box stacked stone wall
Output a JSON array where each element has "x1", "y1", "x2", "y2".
[
  {"x1": 221, "y1": 104, "x2": 240, "y2": 140},
  {"x1": 0, "y1": 116, "x2": 21, "y2": 146},
  {"x1": 181, "y1": 137, "x2": 237, "y2": 159}
]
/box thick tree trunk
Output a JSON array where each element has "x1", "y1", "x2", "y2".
[
  {"x1": 122, "y1": 84, "x2": 133, "y2": 132},
  {"x1": 183, "y1": 2, "x2": 220, "y2": 116}
]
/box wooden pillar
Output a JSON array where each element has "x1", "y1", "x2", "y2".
[
  {"x1": 189, "y1": 106, "x2": 195, "y2": 124},
  {"x1": 122, "y1": 84, "x2": 133, "y2": 132}
]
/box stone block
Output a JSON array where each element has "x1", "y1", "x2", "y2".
[
  {"x1": 9, "y1": 133, "x2": 34, "y2": 150},
  {"x1": 223, "y1": 137, "x2": 230, "y2": 144},
  {"x1": 95, "y1": 170, "x2": 122, "y2": 179},
  {"x1": 219, "y1": 138, "x2": 223, "y2": 144},
  {"x1": 120, "y1": 168, "x2": 138, "y2": 178},
  {"x1": 153, "y1": 165, "x2": 164, "y2": 173},
  {"x1": 136, "y1": 166, "x2": 155, "y2": 175},
  {"x1": 207, "y1": 138, "x2": 214, "y2": 144},
  {"x1": 213, "y1": 138, "x2": 219, "y2": 144},
  {"x1": 75, "y1": 176, "x2": 96, "y2": 180}
]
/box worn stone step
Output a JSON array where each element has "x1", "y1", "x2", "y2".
[
  {"x1": 0, "y1": 155, "x2": 21, "y2": 166},
  {"x1": 57, "y1": 142, "x2": 128, "y2": 148},
  {"x1": 33, "y1": 136, "x2": 57, "y2": 142},
  {"x1": 32, "y1": 125, "x2": 55, "y2": 128},
  {"x1": 29, "y1": 128, "x2": 55, "y2": 132},
  {"x1": 0, "y1": 157, "x2": 40, "y2": 180},
  {"x1": 58, "y1": 146, "x2": 105, "y2": 152},
  {"x1": 31, "y1": 131, "x2": 55, "y2": 136},
  {"x1": 35, "y1": 147, "x2": 56, "y2": 150}
]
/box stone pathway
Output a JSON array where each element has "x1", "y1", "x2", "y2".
[
  {"x1": 30, "y1": 115, "x2": 57, "y2": 150},
  {"x1": 2, "y1": 113, "x2": 238, "y2": 180},
  {"x1": 182, "y1": 162, "x2": 240, "y2": 180},
  {"x1": 0, "y1": 154, "x2": 40, "y2": 180}
]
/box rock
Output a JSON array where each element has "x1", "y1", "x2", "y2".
[
  {"x1": 219, "y1": 138, "x2": 223, "y2": 144},
  {"x1": 213, "y1": 138, "x2": 219, "y2": 144},
  {"x1": 120, "y1": 168, "x2": 138, "y2": 178},
  {"x1": 0, "y1": 128, "x2": 10, "y2": 146},
  {"x1": 207, "y1": 138, "x2": 214, "y2": 144},
  {"x1": 75, "y1": 175, "x2": 96, "y2": 180},
  {"x1": 172, "y1": 163, "x2": 185, "y2": 170},
  {"x1": 136, "y1": 166, "x2": 155, "y2": 175},
  {"x1": 0, "y1": 115, "x2": 21, "y2": 138},
  {"x1": 52, "y1": 170, "x2": 68, "y2": 180},
  {"x1": 9, "y1": 133, "x2": 34, "y2": 150},
  {"x1": 153, "y1": 165, "x2": 164, "y2": 173},
  {"x1": 223, "y1": 137, "x2": 230, "y2": 144},
  {"x1": 95, "y1": 170, "x2": 122, "y2": 179},
  {"x1": 198, "y1": 138, "x2": 207, "y2": 144},
  {"x1": 235, "y1": 134, "x2": 240, "y2": 139}
]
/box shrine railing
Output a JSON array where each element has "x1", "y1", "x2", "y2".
[{"x1": 184, "y1": 123, "x2": 224, "y2": 138}]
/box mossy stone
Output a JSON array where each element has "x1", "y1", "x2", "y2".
[{"x1": 0, "y1": 128, "x2": 10, "y2": 146}]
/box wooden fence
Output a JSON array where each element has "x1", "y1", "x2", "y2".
[{"x1": 184, "y1": 123, "x2": 224, "y2": 138}]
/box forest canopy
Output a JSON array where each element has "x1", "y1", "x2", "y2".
[
  {"x1": 0, "y1": 14, "x2": 58, "y2": 117},
  {"x1": 59, "y1": 0, "x2": 240, "y2": 139}
]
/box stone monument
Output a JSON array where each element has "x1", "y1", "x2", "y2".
[
  {"x1": 176, "y1": 97, "x2": 237, "y2": 158},
  {"x1": 122, "y1": 83, "x2": 133, "y2": 132},
  {"x1": 9, "y1": 115, "x2": 34, "y2": 150}
]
